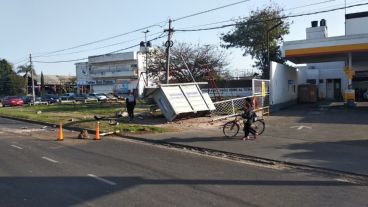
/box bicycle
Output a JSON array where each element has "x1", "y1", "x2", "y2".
[{"x1": 222, "y1": 113, "x2": 265, "y2": 138}]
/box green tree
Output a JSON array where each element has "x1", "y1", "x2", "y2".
[
  {"x1": 16, "y1": 64, "x2": 32, "y2": 95},
  {"x1": 41, "y1": 72, "x2": 45, "y2": 96},
  {"x1": 0, "y1": 59, "x2": 24, "y2": 95},
  {"x1": 147, "y1": 42, "x2": 228, "y2": 83},
  {"x1": 221, "y1": 6, "x2": 289, "y2": 79}
]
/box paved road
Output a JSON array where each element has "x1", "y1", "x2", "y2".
[
  {"x1": 0, "y1": 118, "x2": 368, "y2": 207},
  {"x1": 137, "y1": 104, "x2": 368, "y2": 175}
]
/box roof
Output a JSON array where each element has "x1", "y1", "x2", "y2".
[
  {"x1": 282, "y1": 33, "x2": 368, "y2": 63},
  {"x1": 27, "y1": 74, "x2": 76, "y2": 85},
  {"x1": 346, "y1": 11, "x2": 368, "y2": 19}
]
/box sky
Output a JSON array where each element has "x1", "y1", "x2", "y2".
[{"x1": 1, "y1": 0, "x2": 368, "y2": 76}]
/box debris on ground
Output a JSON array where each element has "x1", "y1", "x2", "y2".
[{"x1": 78, "y1": 130, "x2": 89, "y2": 139}]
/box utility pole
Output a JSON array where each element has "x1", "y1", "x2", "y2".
[
  {"x1": 266, "y1": 21, "x2": 282, "y2": 79},
  {"x1": 165, "y1": 19, "x2": 173, "y2": 84},
  {"x1": 143, "y1": 29, "x2": 150, "y2": 86},
  {"x1": 344, "y1": 0, "x2": 347, "y2": 36},
  {"x1": 29, "y1": 54, "x2": 36, "y2": 103}
]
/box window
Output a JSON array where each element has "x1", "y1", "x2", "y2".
[
  {"x1": 306, "y1": 79, "x2": 316, "y2": 84},
  {"x1": 319, "y1": 79, "x2": 324, "y2": 84}
]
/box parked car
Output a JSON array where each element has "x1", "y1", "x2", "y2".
[
  {"x1": 60, "y1": 93, "x2": 75, "y2": 100},
  {"x1": 105, "y1": 93, "x2": 118, "y2": 101},
  {"x1": 2, "y1": 96, "x2": 24, "y2": 107},
  {"x1": 21, "y1": 96, "x2": 33, "y2": 104},
  {"x1": 41, "y1": 94, "x2": 60, "y2": 104},
  {"x1": 89, "y1": 93, "x2": 107, "y2": 101},
  {"x1": 113, "y1": 92, "x2": 128, "y2": 100},
  {"x1": 74, "y1": 94, "x2": 98, "y2": 103}
]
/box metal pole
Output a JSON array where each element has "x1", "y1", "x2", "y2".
[
  {"x1": 29, "y1": 54, "x2": 35, "y2": 103},
  {"x1": 143, "y1": 30, "x2": 149, "y2": 86},
  {"x1": 165, "y1": 19, "x2": 173, "y2": 84},
  {"x1": 348, "y1": 52, "x2": 352, "y2": 86},
  {"x1": 345, "y1": 0, "x2": 347, "y2": 36},
  {"x1": 266, "y1": 21, "x2": 282, "y2": 80},
  {"x1": 266, "y1": 31, "x2": 270, "y2": 79},
  {"x1": 231, "y1": 99, "x2": 235, "y2": 115}
]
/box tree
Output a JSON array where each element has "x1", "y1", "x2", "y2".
[
  {"x1": 41, "y1": 72, "x2": 45, "y2": 96},
  {"x1": 147, "y1": 42, "x2": 228, "y2": 83},
  {"x1": 221, "y1": 6, "x2": 289, "y2": 79},
  {"x1": 17, "y1": 64, "x2": 37, "y2": 95},
  {"x1": 0, "y1": 59, "x2": 24, "y2": 95},
  {"x1": 17, "y1": 64, "x2": 31, "y2": 95}
]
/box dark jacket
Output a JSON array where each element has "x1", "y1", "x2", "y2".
[
  {"x1": 126, "y1": 95, "x2": 136, "y2": 107},
  {"x1": 242, "y1": 104, "x2": 254, "y2": 120}
]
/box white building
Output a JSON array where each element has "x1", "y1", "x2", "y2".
[
  {"x1": 281, "y1": 11, "x2": 368, "y2": 101},
  {"x1": 76, "y1": 51, "x2": 148, "y2": 96}
]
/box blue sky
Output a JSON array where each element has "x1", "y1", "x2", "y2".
[{"x1": 1, "y1": 0, "x2": 367, "y2": 76}]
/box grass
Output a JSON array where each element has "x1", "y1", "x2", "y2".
[{"x1": 0, "y1": 102, "x2": 166, "y2": 134}]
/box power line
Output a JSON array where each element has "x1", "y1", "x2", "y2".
[
  {"x1": 15, "y1": 0, "x2": 251, "y2": 61},
  {"x1": 33, "y1": 32, "x2": 167, "y2": 64},
  {"x1": 32, "y1": 21, "x2": 167, "y2": 56},
  {"x1": 32, "y1": 0, "x2": 249, "y2": 56},
  {"x1": 174, "y1": 2, "x2": 368, "y2": 32},
  {"x1": 284, "y1": 0, "x2": 337, "y2": 11},
  {"x1": 175, "y1": 0, "x2": 341, "y2": 31},
  {"x1": 13, "y1": 58, "x2": 29, "y2": 65},
  {"x1": 173, "y1": 0, "x2": 251, "y2": 22},
  {"x1": 33, "y1": 31, "x2": 164, "y2": 58},
  {"x1": 33, "y1": 57, "x2": 88, "y2": 64},
  {"x1": 291, "y1": 0, "x2": 368, "y2": 15}
]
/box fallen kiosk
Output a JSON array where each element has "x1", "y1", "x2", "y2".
[{"x1": 147, "y1": 82, "x2": 216, "y2": 121}]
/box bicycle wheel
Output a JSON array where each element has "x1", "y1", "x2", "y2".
[
  {"x1": 251, "y1": 120, "x2": 265, "y2": 135},
  {"x1": 223, "y1": 121, "x2": 240, "y2": 138}
]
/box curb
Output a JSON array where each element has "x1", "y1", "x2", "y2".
[
  {"x1": 0, "y1": 115, "x2": 97, "y2": 135},
  {"x1": 121, "y1": 135, "x2": 368, "y2": 184},
  {"x1": 1, "y1": 115, "x2": 368, "y2": 183}
]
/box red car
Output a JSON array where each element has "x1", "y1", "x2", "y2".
[{"x1": 2, "y1": 96, "x2": 24, "y2": 107}]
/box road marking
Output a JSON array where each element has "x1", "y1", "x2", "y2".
[
  {"x1": 42, "y1": 156, "x2": 59, "y2": 163},
  {"x1": 290, "y1": 125, "x2": 312, "y2": 130},
  {"x1": 87, "y1": 174, "x2": 117, "y2": 186},
  {"x1": 10, "y1": 144, "x2": 23, "y2": 150},
  {"x1": 335, "y1": 178, "x2": 356, "y2": 184}
]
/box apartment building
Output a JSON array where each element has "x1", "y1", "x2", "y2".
[{"x1": 76, "y1": 51, "x2": 147, "y2": 96}]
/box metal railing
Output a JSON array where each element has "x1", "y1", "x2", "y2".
[{"x1": 211, "y1": 79, "x2": 270, "y2": 121}]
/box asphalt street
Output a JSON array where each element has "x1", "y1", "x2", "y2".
[{"x1": 0, "y1": 117, "x2": 368, "y2": 207}]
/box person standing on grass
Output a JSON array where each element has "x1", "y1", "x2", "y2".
[
  {"x1": 241, "y1": 98, "x2": 257, "y2": 140},
  {"x1": 126, "y1": 90, "x2": 136, "y2": 122}
]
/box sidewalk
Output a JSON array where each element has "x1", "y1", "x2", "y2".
[{"x1": 129, "y1": 104, "x2": 368, "y2": 176}]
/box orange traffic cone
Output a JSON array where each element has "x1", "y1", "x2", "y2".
[
  {"x1": 94, "y1": 121, "x2": 100, "y2": 140},
  {"x1": 57, "y1": 123, "x2": 64, "y2": 141}
]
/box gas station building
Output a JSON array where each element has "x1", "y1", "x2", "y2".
[{"x1": 282, "y1": 11, "x2": 368, "y2": 102}]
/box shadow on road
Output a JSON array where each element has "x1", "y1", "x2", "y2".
[
  {"x1": 271, "y1": 102, "x2": 368, "y2": 125},
  {"x1": 0, "y1": 176, "x2": 360, "y2": 207},
  {"x1": 282, "y1": 139, "x2": 368, "y2": 175}
]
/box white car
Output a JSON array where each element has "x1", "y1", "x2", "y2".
[{"x1": 89, "y1": 93, "x2": 107, "y2": 101}]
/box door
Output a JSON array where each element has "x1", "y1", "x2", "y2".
[
  {"x1": 326, "y1": 79, "x2": 334, "y2": 100},
  {"x1": 333, "y1": 79, "x2": 342, "y2": 100}
]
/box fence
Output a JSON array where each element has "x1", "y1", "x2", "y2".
[
  {"x1": 211, "y1": 79, "x2": 270, "y2": 121},
  {"x1": 252, "y1": 79, "x2": 270, "y2": 116}
]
